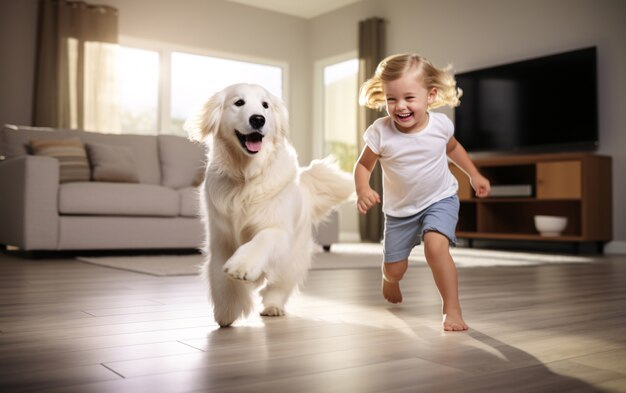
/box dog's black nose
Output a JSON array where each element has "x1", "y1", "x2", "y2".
[{"x1": 249, "y1": 115, "x2": 265, "y2": 130}]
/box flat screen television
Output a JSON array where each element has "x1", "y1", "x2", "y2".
[{"x1": 453, "y1": 47, "x2": 598, "y2": 154}]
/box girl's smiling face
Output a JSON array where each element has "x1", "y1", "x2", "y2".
[{"x1": 384, "y1": 70, "x2": 437, "y2": 133}]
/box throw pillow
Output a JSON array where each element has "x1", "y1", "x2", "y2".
[
  {"x1": 86, "y1": 142, "x2": 139, "y2": 183},
  {"x1": 30, "y1": 137, "x2": 90, "y2": 183}
]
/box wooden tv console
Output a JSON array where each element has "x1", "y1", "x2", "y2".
[{"x1": 449, "y1": 152, "x2": 612, "y2": 248}]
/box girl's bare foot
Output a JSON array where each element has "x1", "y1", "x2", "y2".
[
  {"x1": 382, "y1": 265, "x2": 403, "y2": 303},
  {"x1": 442, "y1": 308, "x2": 468, "y2": 331}
]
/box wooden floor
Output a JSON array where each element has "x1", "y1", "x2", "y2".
[{"x1": 1, "y1": 250, "x2": 625, "y2": 393}]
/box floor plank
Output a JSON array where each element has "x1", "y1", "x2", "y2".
[{"x1": 1, "y1": 250, "x2": 625, "y2": 392}]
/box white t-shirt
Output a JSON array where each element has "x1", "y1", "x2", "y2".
[{"x1": 364, "y1": 112, "x2": 459, "y2": 217}]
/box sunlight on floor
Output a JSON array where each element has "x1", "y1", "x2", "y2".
[{"x1": 284, "y1": 293, "x2": 431, "y2": 336}]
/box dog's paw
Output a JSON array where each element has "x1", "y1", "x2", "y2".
[
  {"x1": 260, "y1": 306, "x2": 285, "y2": 317},
  {"x1": 213, "y1": 309, "x2": 237, "y2": 328},
  {"x1": 223, "y1": 255, "x2": 263, "y2": 282},
  {"x1": 217, "y1": 319, "x2": 234, "y2": 328}
]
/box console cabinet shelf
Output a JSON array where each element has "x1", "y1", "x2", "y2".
[{"x1": 450, "y1": 152, "x2": 612, "y2": 244}]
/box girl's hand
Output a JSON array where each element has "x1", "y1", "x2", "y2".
[
  {"x1": 357, "y1": 187, "x2": 381, "y2": 214},
  {"x1": 471, "y1": 174, "x2": 491, "y2": 198}
]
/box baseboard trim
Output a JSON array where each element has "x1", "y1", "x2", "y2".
[
  {"x1": 604, "y1": 240, "x2": 626, "y2": 255},
  {"x1": 337, "y1": 233, "x2": 626, "y2": 255},
  {"x1": 339, "y1": 231, "x2": 361, "y2": 243}
]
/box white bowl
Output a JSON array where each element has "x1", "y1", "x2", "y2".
[{"x1": 534, "y1": 215, "x2": 568, "y2": 236}]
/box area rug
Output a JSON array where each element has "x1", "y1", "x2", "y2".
[
  {"x1": 77, "y1": 254, "x2": 204, "y2": 276},
  {"x1": 76, "y1": 243, "x2": 596, "y2": 277}
]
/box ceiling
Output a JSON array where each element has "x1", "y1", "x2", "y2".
[{"x1": 225, "y1": 0, "x2": 364, "y2": 19}]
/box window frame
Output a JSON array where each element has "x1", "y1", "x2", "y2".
[
  {"x1": 313, "y1": 51, "x2": 358, "y2": 160},
  {"x1": 119, "y1": 36, "x2": 289, "y2": 135}
]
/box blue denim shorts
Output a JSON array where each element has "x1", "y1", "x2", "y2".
[{"x1": 383, "y1": 195, "x2": 459, "y2": 263}]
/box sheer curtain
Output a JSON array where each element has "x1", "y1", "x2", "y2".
[
  {"x1": 357, "y1": 17, "x2": 385, "y2": 242},
  {"x1": 33, "y1": 0, "x2": 120, "y2": 132}
]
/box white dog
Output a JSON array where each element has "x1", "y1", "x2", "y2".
[{"x1": 187, "y1": 83, "x2": 354, "y2": 327}]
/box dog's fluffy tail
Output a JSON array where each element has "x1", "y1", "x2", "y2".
[{"x1": 299, "y1": 156, "x2": 354, "y2": 225}]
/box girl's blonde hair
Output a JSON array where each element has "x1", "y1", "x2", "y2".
[{"x1": 359, "y1": 53, "x2": 462, "y2": 110}]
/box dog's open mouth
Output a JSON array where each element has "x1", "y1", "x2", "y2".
[{"x1": 235, "y1": 130, "x2": 264, "y2": 154}]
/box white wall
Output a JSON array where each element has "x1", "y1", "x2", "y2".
[{"x1": 310, "y1": 0, "x2": 626, "y2": 252}]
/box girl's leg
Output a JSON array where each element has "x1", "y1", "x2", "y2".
[
  {"x1": 382, "y1": 259, "x2": 408, "y2": 304},
  {"x1": 423, "y1": 231, "x2": 468, "y2": 331}
]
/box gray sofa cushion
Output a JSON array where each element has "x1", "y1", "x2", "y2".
[
  {"x1": 59, "y1": 182, "x2": 179, "y2": 216},
  {"x1": 158, "y1": 135, "x2": 206, "y2": 189},
  {"x1": 1, "y1": 125, "x2": 161, "y2": 184},
  {"x1": 74, "y1": 132, "x2": 160, "y2": 185},
  {"x1": 86, "y1": 142, "x2": 139, "y2": 183}
]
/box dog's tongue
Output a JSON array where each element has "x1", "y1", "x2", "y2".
[
  {"x1": 245, "y1": 140, "x2": 262, "y2": 152},
  {"x1": 245, "y1": 133, "x2": 263, "y2": 152}
]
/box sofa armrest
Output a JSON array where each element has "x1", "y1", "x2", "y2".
[{"x1": 0, "y1": 155, "x2": 60, "y2": 250}]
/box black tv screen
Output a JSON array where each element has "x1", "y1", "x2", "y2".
[{"x1": 453, "y1": 47, "x2": 598, "y2": 154}]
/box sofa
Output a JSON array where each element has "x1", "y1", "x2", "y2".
[{"x1": 0, "y1": 124, "x2": 339, "y2": 252}]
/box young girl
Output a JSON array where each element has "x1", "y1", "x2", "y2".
[{"x1": 354, "y1": 54, "x2": 491, "y2": 331}]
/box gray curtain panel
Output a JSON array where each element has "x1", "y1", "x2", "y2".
[
  {"x1": 33, "y1": 0, "x2": 119, "y2": 130},
  {"x1": 357, "y1": 17, "x2": 385, "y2": 243}
]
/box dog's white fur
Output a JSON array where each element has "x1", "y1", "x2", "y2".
[{"x1": 187, "y1": 83, "x2": 354, "y2": 327}]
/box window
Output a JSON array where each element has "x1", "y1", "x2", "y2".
[
  {"x1": 170, "y1": 52, "x2": 283, "y2": 135},
  {"x1": 322, "y1": 58, "x2": 359, "y2": 172},
  {"x1": 117, "y1": 43, "x2": 284, "y2": 136},
  {"x1": 117, "y1": 47, "x2": 159, "y2": 134},
  {"x1": 315, "y1": 54, "x2": 360, "y2": 241}
]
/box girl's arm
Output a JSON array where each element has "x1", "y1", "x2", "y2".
[
  {"x1": 446, "y1": 137, "x2": 491, "y2": 198},
  {"x1": 354, "y1": 146, "x2": 381, "y2": 214}
]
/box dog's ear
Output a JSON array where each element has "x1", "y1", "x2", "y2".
[
  {"x1": 185, "y1": 90, "x2": 225, "y2": 142},
  {"x1": 269, "y1": 93, "x2": 289, "y2": 138}
]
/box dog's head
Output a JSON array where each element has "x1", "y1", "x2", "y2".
[{"x1": 186, "y1": 83, "x2": 289, "y2": 158}]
